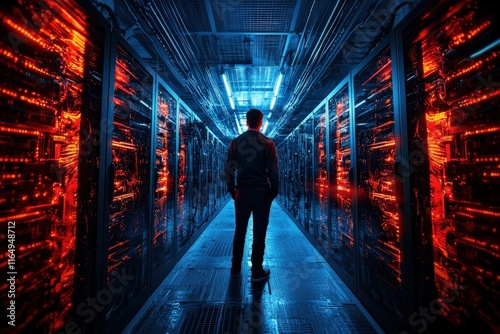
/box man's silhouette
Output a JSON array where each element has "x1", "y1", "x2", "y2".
[{"x1": 225, "y1": 108, "x2": 279, "y2": 282}]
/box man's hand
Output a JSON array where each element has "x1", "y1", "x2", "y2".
[{"x1": 228, "y1": 187, "x2": 236, "y2": 200}]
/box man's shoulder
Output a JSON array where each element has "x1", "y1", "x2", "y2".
[
  {"x1": 256, "y1": 131, "x2": 270, "y2": 139},
  {"x1": 256, "y1": 132, "x2": 275, "y2": 144},
  {"x1": 230, "y1": 131, "x2": 275, "y2": 146},
  {"x1": 230, "y1": 132, "x2": 248, "y2": 143}
]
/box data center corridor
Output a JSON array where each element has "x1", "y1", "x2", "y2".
[{"x1": 122, "y1": 200, "x2": 384, "y2": 334}]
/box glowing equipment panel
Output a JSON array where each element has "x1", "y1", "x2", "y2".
[
  {"x1": 107, "y1": 43, "x2": 152, "y2": 324},
  {"x1": 404, "y1": 0, "x2": 500, "y2": 331},
  {"x1": 328, "y1": 84, "x2": 355, "y2": 278},
  {"x1": 354, "y1": 45, "x2": 403, "y2": 325},
  {"x1": 0, "y1": 0, "x2": 104, "y2": 331}
]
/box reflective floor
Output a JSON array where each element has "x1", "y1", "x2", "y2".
[{"x1": 122, "y1": 200, "x2": 385, "y2": 334}]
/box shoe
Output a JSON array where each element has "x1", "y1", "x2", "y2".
[
  {"x1": 251, "y1": 268, "x2": 270, "y2": 283},
  {"x1": 230, "y1": 268, "x2": 241, "y2": 277}
]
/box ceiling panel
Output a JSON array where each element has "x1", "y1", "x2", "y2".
[{"x1": 212, "y1": 0, "x2": 296, "y2": 32}]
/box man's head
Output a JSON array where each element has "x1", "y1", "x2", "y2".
[{"x1": 246, "y1": 108, "x2": 264, "y2": 130}]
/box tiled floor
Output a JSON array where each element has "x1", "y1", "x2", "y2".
[{"x1": 122, "y1": 200, "x2": 385, "y2": 333}]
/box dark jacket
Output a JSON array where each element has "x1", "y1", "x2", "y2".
[{"x1": 225, "y1": 130, "x2": 279, "y2": 198}]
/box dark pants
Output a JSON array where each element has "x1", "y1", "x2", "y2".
[{"x1": 231, "y1": 187, "x2": 272, "y2": 274}]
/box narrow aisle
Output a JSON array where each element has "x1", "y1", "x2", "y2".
[{"x1": 123, "y1": 200, "x2": 384, "y2": 334}]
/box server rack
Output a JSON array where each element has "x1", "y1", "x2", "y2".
[
  {"x1": 177, "y1": 103, "x2": 203, "y2": 258},
  {"x1": 327, "y1": 78, "x2": 356, "y2": 290},
  {"x1": 281, "y1": 133, "x2": 296, "y2": 215},
  {"x1": 102, "y1": 32, "x2": 155, "y2": 333},
  {"x1": 400, "y1": 0, "x2": 500, "y2": 332},
  {"x1": 218, "y1": 140, "x2": 229, "y2": 207},
  {"x1": 279, "y1": 131, "x2": 293, "y2": 214},
  {"x1": 0, "y1": 0, "x2": 108, "y2": 332},
  {"x1": 151, "y1": 78, "x2": 177, "y2": 289},
  {"x1": 313, "y1": 103, "x2": 329, "y2": 250},
  {"x1": 195, "y1": 121, "x2": 207, "y2": 228},
  {"x1": 299, "y1": 116, "x2": 314, "y2": 235},
  {"x1": 352, "y1": 33, "x2": 411, "y2": 333}
]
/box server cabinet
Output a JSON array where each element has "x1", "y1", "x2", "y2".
[
  {"x1": 211, "y1": 137, "x2": 220, "y2": 211},
  {"x1": 313, "y1": 104, "x2": 329, "y2": 248},
  {"x1": 290, "y1": 133, "x2": 301, "y2": 217},
  {"x1": 291, "y1": 130, "x2": 303, "y2": 225},
  {"x1": 278, "y1": 135, "x2": 291, "y2": 208},
  {"x1": 105, "y1": 38, "x2": 153, "y2": 331},
  {"x1": 221, "y1": 140, "x2": 230, "y2": 205},
  {"x1": 216, "y1": 139, "x2": 229, "y2": 207},
  {"x1": 353, "y1": 42, "x2": 405, "y2": 329},
  {"x1": 200, "y1": 129, "x2": 211, "y2": 225},
  {"x1": 152, "y1": 81, "x2": 177, "y2": 288},
  {"x1": 189, "y1": 121, "x2": 203, "y2": 231},
  {"x1": 298, "y1": 117, "x2": 314, "y2": 235},
  {"x1": 176, "y1": 104, "x2": 205, "y2": 254},
  {"x1": 208, "y1": 136, "x2": 215, "y2": 214},
  {"x1": 177, "y1": 105, "x2": 192, "y2": 251},
  {"x1": 286, "y1": 134, "x2": 295, "y2": 213},
  {"x1": 402, "y1": 0, "x2": 500, "y2": 332},
  {"x1": 328, "y1": 80, "x2": 356, "y2": 285},
  {"x1": 276, "y1": 135, "x2": 294, "y2": 211},
  {"x1": 0, "y1": 0, "x2": 107, "y2": 332}
]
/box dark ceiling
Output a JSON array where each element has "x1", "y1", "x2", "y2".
[{"x1": 93, "y1": 0, "x2": 420, "y2": 145}]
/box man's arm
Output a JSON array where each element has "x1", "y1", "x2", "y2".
[
  {"x1": 224, "y1": 142, "x2": 237, "y2": 199},
  {"x1": 267, "y1": 142, "x2": 279, "y2": 199}
]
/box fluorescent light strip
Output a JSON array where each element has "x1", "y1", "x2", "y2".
[
  {"x1": 273, "y1": 73, "x2": 283, "y2": 96},
  {"x1": 270, "y1": 73, "x2": 283, "y2": 110},
  {"x1": 262, "y1": 120, "x2": 269, "y2": 134},
  {"x1": 270, "y1": 96, "x2": 277, "y2": 110},
  {"x1": 235, "y1": 113, "x2": 243, "y2": 134},
  {"x1": 222, "y1": 73, "x2": 235, "y2": 109},
  {"x1": 222, "y1": 73, "x2": 231, "y2": 96}
]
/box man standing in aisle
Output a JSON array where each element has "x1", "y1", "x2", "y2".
[{"x1": 225, "y1": 108, "x2": 279, "y2": 283}]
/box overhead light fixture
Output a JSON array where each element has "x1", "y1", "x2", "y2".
[
  {"x1": 235, "y1": 113, "x2": 243, "y2": 134},
  {"x1": 270, "y1": 96, "x2": 277, "y2": 111},
  {"x1": 262, "y1": 112, "x2": 271, "y2": 134},
  {"x1": 222, "y1": 72, "x2": 235, "y2": 109},
  {"x1": 270, "y1": 72, "x2": 283, "y2": 110},
  {"x1": 262, "y1": 120, "x2": 269, "y2": 134}
]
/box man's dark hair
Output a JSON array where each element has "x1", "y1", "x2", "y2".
[{"x1": 246, "y1": 108, "x2": 264, "y2": 129}]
